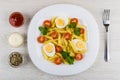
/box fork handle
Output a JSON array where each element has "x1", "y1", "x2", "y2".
[{"x1": 104, "y1": 32, "x2": 110, "y2": 62}]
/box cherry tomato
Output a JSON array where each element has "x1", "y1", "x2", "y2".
[
  {"x1": 64, "y1": 32, "x2": 71, "y2": 40},
  {"x1": 70, "y1": 18, "x2": 78, "y2": 24},
  {"x1": 54, "y1": 57, "x2": 62, "y2": 65},
  {"x1": 75, "y1": 53, "x2": 83, "y2": 61},
  {"x1": 43, "y1": 20, "x2": 51, "y2": 27},
  {"x1": 55, "y1": 45, "x2": 63, "y2": 53},
  {"x1": 50, "y1": 31, "x2": 58, "y2": 39},
  {"x1": 37, "y1": 36, "x2": 46, "y2": 43},
  {"x1": 80, "y1": 28, "x2": 85, "y2": 34},
  {"x1": 9, "y1": 12, "x2": 24, "y2": 27}
]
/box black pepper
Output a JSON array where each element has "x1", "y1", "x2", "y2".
[{"x1": 9, "y1": 52, "x2": 23, "y2": 67}]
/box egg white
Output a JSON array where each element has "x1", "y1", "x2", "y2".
[
  {"x1": 55, "y1": 16, "x2": 68, "y2": 28},
  {"x1": 72, "y1": 39, "x2": 86, "y2": 51},
  {"x1": 43, "y1": 43, "x2": 55, "y2": 57}
]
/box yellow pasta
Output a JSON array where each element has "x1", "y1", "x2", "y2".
[
  {"x1": 80, "y1": 25, "x2": 86, "y2": 28},
  {"x1": 49, "y1": 28, "x2": 56, "y2": 31},
  {"x1": 61, "y1": 38, "x2": 66, "y2": 51},
  {"x1": 44, "y1": 35, "x2": 53, "y2": 40},
  {"x1": 44, "y1": 39, "x2": 58, "y2": 45},
  {"x1": 46, "y1": 31, "x2": 53, "y2": 36},
  {"x1": 66, "y1": 28, "x2": 71, "y2": 33},
  {"x1": 38, "y1": 16, "x2": 87, "y2": 65},
  {"x1": 63, "y1": 59, "x2": 69, "y2": 64},
  {"x1": 55, "y1": 29, "x2": 66, "y2": 33},
  {"x1": 70, "y1": 52, "x2": 75, "y2": 57},
  {"x1": 51, "y1": 16, "x2": 56, "y2": 28},
  {"x1": 68, "y1": 40, "x2": 78, "y2": 53},
  {"x1": 58, "y1": 33, "x2": 61, "y2": 44},
  {"x1": 51, "y1": 16, "x2": 56, "y2": 23},
  {"x1": 63, "y1": 39, "x2": 67, "y2": 47},
  {"x1": 68, "y1": 17, "x2": 70, "y2": 24},
  {"x1": 48, "y1": 54, "x2": 58, "y2": 62},
  {"x1": 42, "y1": 50, "x2": 48, "y2": 60},
  {"x1": 56, "y1": 53, "x2": 62, "y2": 58},
  {"x1": 76, "y1": 23, "x2": 81, "y2": 28},
  {"x1": 73, "y1": 34, "x2": 83, "y2": 40}
]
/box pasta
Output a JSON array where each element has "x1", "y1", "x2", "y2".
[{"x1": 37, "y1": 16, "x2": 87, "y2": 65}]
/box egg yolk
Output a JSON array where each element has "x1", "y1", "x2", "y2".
[
  {"x1": 57, "y1": 18, "x2": 64, "y2": 26},
  {"x1": 76, "y1": 41, "x2": 85, "y2": 49},
  {"x1": 45, "y1": 44, "x2": 53, "y2": 53}
]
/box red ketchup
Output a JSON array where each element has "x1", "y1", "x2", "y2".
[{"x1": 9, "y1": 12, "x2": 24, "y2": 27}]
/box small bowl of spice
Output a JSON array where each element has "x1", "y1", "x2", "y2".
[{"x1": 9, "y1": 52, "x2": 23, "y2": 68}]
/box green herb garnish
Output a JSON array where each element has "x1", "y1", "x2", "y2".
[
  {"x1": 68, "y1": 22, "x2": 76, "y2": 28},
  {"x1": 61, "y1": 51, "x2": 74, "y2": 64},
  {"x1": 39, "y1": 27, "x2": 49, "y2": 35},
  {"x1": 66, "y1": 56, "x2": 74, "y2": 64},
  {"x1": 74, "y1": 28, "x2": 80, "y2": 36}
]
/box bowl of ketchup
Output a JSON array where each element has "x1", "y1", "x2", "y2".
[{"x1": 9, "y1": 12, "x2": 24, "y2": 27}]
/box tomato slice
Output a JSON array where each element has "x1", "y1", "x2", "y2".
[
  {"x1": 75, "y1": 53, "x2": 83, "y2": 61},
  {"x1": 50, "y1": 31, "x2": 58, "y2": 39},
  {"x1": 64, "y1": 32, "x2": 71, "y2": 40},
  {"x1": 70, "y1": 18, "x2": 78, "y2": 24},
  {"x1": 55, "y1": 45, "x2": 63, "y2": 53},
  {"x1": 54, "y1": 57, "x2": 62, "y2": 65},
  {"x1": 80, "y1": 28, "x2": 85, "y2": 34},
  {"x1": 43, "y1": 20, "x2": 51, "y2": 27},
  {"x1": 37, "y1": 36, "x2": 46, "y2": 43}
]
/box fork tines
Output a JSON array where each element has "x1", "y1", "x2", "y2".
[{"x1": 103, "y1": 9, "x2": 110, "y2": 20}]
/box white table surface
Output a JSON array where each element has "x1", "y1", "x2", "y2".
[{"x1": 0, "y1": 0, "x2": 120, "y2": 80}]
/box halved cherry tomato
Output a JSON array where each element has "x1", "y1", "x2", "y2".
[
  {"x1": 50, "y1": 31, "x2": 58, "y2": 39},
  {"x1": 37, "y1": 36, "x2": 46, "y2": 43},
  {"x1": 80, "y1": 28, "x2": 85, "y2": 34},
  {"x1": 64, "y1": 32, "x2": 71, "y2": 40},
  {"x1": 54, "y1": 57, "x2": 62, "y2": 65},
  {"x1": 43, "y1": 20, "x2": 51, "y2": 27},
  {"x1": 75, "y1": 53, "x2": 83, "y2": 61},
  {"x1": 55, "y1": 45, "x2": 63, "y2": 53},
  {"x1": 70, "y1": 18, "x2": 78, "y2": 24}
]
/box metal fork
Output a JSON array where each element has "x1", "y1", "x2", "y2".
[{"x1": 103, "y1": 9, "x2": 110, "y2": 62}]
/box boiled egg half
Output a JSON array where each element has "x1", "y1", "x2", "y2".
[
  {"x1": 43, "y1": 42, "x2": 55, "y2": 57},
  {"x1": 55, "y1": 16, "x2": 68, "y2": 28},
  {"x1": 72, "y1": 39, "x2": 86, "y2": 51}
]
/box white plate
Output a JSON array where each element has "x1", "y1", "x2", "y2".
[{"x1": 28, "y1": 4, "x2": 99, "y2": 76}]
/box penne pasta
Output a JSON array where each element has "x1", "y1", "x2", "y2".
[
  {"x1": 42, "y1": 50, "x2": 48, "y2": 60},
  {"x1": 68, "y1": 40, "x2": 78, "y2": 53},
  {"x1": 48, "y1": 54, "x2": 58, "y2": 62},
  {"x1": 63, "y1": 59, "x2": 69, "y2": 64},
  {"x1": 70, "y1": 52, "x2": 75, "y2": 57},
  {"x1": 44, "y1": 35, "x2": 53, "y2": 40},
  {"x1": 51, "y1": 16, "x2": 56, "y2": 28},
  {"x1": 58, "y1": 33, "x2": 61, "y2": 44},
  {"x1": 55, "y1": 30, "x2": 66, "y2": 33},
  {"x1": 73, "y1": 34, "x2": 83, "y2": 40},
  {"x1": 38, "y1": 16, "x2": 87, "y2": 65}
]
